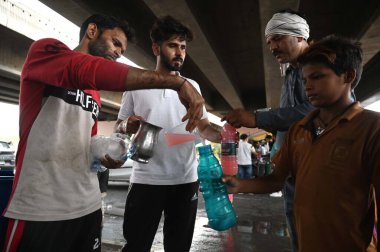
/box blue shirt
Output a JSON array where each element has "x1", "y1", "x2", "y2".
[{"x1": 256, "y1": 65, "x2": 314, "y2": 149}]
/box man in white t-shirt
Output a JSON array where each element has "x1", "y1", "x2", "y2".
[
  {"x1": 237, "y1": 134, "x2": 256, "y2": 178},
  {"x1": 114, "y1": 16, "x2": 221, "y2": 252}
]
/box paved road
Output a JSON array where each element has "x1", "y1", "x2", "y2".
[{"x1": 101, "y1": 182, "x2": 291, "y2": 252}]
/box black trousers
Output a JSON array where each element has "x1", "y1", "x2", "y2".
[
  {"x1": 97, "y1": 169, "x2": 109, "y2": 194},
  {"x1": 122, "y1": 182, "x2": 199, "y2": 252},
  {"x1": 17, "y1": 209, "x2": 102, "y2": 252}
]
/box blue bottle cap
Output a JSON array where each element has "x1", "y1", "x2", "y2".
[{"x1": 197, "y1": 144, "x2": 212, "y2": 155}]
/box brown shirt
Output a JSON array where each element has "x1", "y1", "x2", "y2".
[{"x1": 273, "y1": 102, "x2": 380, "y2": 252}]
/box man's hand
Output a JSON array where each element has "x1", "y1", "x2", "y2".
[
  {"x1": 222, "y1": 175, "x2": 242, "y2": 194},
  {"x1": 118, "y1": 115, "x2": 144, "y2": 134},
  {"x1": 221, "y1": 108, "x2": 256, "y2": 128},
  {"x1": 177, "y1": 80, "x2": 205, "y2": 132},
  {"x1": 100, "y1": 154, "x2": 125, "y2": 169}
]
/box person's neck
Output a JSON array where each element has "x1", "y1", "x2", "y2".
[
  {"x1": 155, "y1": 64, "x2": 176, "y2": 76},
  {"x1": 73, "y1": 42, "x2": 88, "y2": 54},
  {"x1": 318, "y1": 98, "x2": 354, "y2": 126},
  {"x1": 290, "y1": 41, "x2": 309, "y2": 68}
]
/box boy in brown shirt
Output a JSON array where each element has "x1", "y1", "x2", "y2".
[{"x1": 223, "y1": 35, "x2": 379, "y2": 252}]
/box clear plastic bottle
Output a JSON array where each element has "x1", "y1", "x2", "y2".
[
  {"x1": 220, "y1": 124, "x2": 238, "y2": 175},
  {"x1": 90, "y1": 133, "x2": 135, "y2": 172},
  {"x1": 197, "y1": 144, "x2": 236, "y2": 231}
]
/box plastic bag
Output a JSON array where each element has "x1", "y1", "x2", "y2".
[{"x1": 90, "y1": 133, "x2": 134, "y2": 172}]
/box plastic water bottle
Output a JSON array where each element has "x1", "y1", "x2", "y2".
[
  {"x1": 220, "y1": 124, "x2": 238, "y2": 175},
  {"x1": 90, "y1": 133, "x2": 136, "y2": 172},
  {"x1": 197, "y1": 144, "x2": 236, "y2": 231}
]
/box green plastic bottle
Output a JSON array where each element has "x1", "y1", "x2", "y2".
[{"x1": 197, "y1": 144, "x2": 236, "y2": 231}]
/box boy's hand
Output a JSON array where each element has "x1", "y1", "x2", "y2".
[{"x1": 222, "y1": 175, "x2": 241, "y2": 194}]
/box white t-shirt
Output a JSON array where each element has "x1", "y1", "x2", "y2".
[
  {"x1": 260, "y1": 145, "x2": 268, "y2": 155},
  {"x1": 118, "y1": 77, "x2": 207, "y2": 185},
  {"x1": 237, "y1": 140, "x2": 253, "y2": 165}
]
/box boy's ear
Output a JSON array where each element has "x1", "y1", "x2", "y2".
[{"x1": 344, "y1": 69, "x2": 356, "y2": 84}]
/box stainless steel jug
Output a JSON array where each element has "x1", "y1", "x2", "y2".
[{"x1": 130, "y1": 120, "x2": 162, "y2": 164}]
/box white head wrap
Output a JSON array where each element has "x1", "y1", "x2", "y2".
[{"x1": 265, "y1": 12, "x2": 310, "y2": 40}]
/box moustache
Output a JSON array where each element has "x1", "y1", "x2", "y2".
[
  {"x1": 173, "y1": 57, "x2": 183, "y2": 63},
  {"x1": 272, "y1": 50, "x2": 282, "y2": 57}
]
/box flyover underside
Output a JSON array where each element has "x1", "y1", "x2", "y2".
[{"x1": 0, "y1": 0, "x2": 379, "y2": 120}]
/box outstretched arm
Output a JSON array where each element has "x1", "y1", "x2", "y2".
[
  {"x1": 255, "y1": 103, "x2": 314, "y2": 132},
  {"x1": 197, "y1": 118, "x2": 221, "y2": 143},
  {"x1": 222, "y1": 101, "x2": 314, "y2": 131},
  {"x1": 25, "y1": 39, "x2": 204, "y2": 133},
  {"x1": 222, "y1": 108, "x2": 256, "y2": 128},
  {"x1": 222, "y1": 162, "x2": 289, "y2": 194},
  {"x1": 125, "y1": 68, "x2": 204, "y2": 132},
  {"x1": 224, "y1": 130, "x2": 293, "y2": 194}
]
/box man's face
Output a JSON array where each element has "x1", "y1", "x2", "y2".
[
  {"x1": 266, "y1": 34, "x2": 301, "y2": 64},
  {"x1": 302, "y1": 63, "x2": 349, "y2": 108},
  {"x1": 158, "y1": 35, "x2": 186, "y2": 71},
  {"x1": 88, "y1": 27, "x2": 127, "y2": 61}
]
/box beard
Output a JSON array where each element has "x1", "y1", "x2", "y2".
[
  {"x1": 160, "y1": 50, "x2": 183, "y2": 71},
  {"x1": 88, "y1": 36, "x2": 110, "y2": 59}
]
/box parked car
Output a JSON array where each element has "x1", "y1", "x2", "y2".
[
  {"x1": 0, "y1": 141, "x2": 16, "y2": 172},
  {"x1": 108, "y1": 158, "x2": 133, "y2": 182}
]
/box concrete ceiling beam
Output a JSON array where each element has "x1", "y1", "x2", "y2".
[{"x1": 143, "y1": 0, "x2": 244, "y2": 109}]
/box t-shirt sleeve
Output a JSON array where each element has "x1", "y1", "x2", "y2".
[
  {"x1": 24, "y1": 38, "x2": 128, "y2": 92},
  {"x1": 256, "y1": 102, "x2": 314, "y2": 132},
  {"x1": 118, "y1": 91, "x2": 134, "y2": 120}
]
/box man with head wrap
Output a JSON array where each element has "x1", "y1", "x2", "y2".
[{"x1": 222, "y1": 9, "x2": 314, "y2": 252}]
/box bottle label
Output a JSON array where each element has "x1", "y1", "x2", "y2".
[{"x1": 221, "y1": 142, "x2": 237, "y2": 156}]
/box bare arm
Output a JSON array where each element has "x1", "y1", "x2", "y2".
[
  {"x1": 125, "y1": 67, "x2": 184, "y2": 90},
  {"x1": 221, "y1": 108, "x2": 256, "y2": 128},
  {"x1": 222, "y1": 101, "x2": 314, "y2": 131},
  {"x1": 222, "y1": 163, "x2": 289, "y2": 194},
  {"x1": 251, "y1": 146, "x2": 257, "y2": 155},
  {"x1": 197, "y1": 118, "x2": 221, "y2": 143},
  {"x1": 125, "y1": 68, "x2": 205, "y2": 132}
]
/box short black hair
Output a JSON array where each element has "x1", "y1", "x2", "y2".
[
  {"x1": 79, "y1": 14, "x2": 135, "y2": 42},
  {"x1": 240, "y1": 134, "x2": 248, "y2": 140},
  {"x1": 297, "y1": 34, "x2": 363, "y2": 90},
  {"x1": 150, "y1": 15, "x2": 193, "y2": 44}
]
